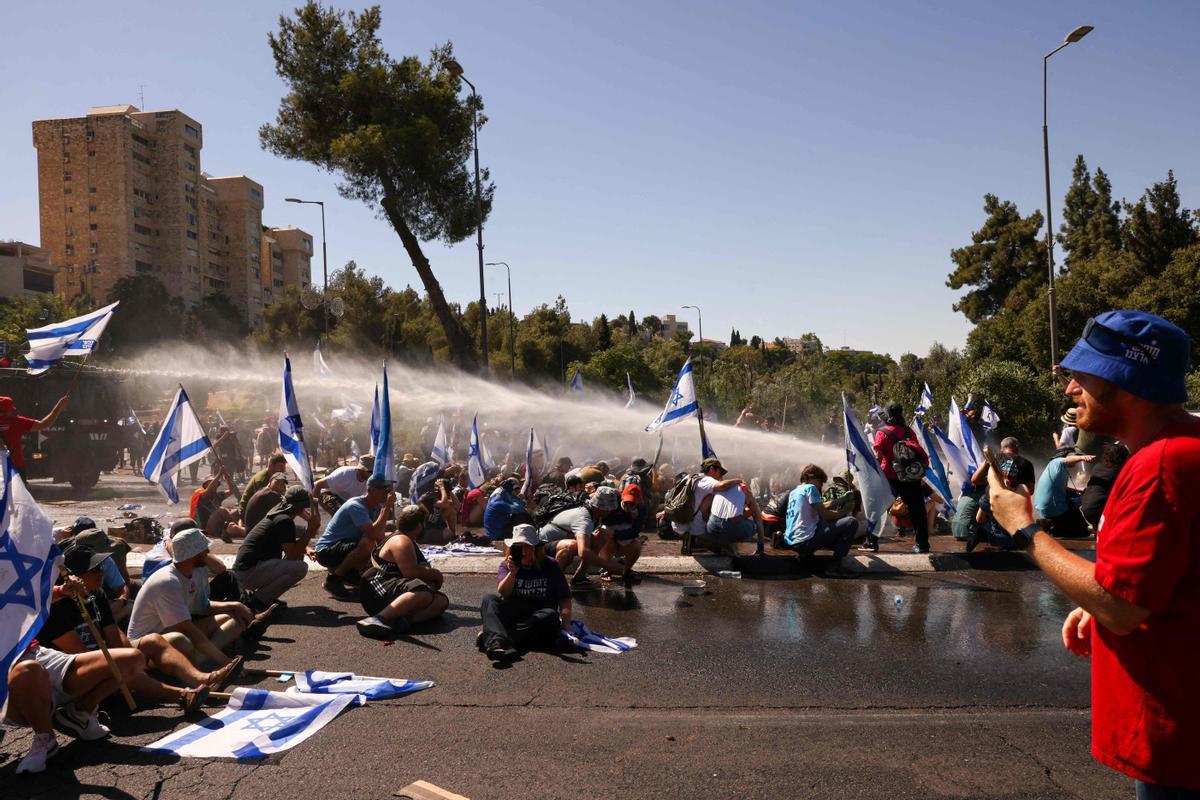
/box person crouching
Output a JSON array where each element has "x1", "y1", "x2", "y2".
[
  {"x1": 356, "y1": 504, "x2": 449, "y2": 640},
  {"x1": 478, "y1": 524, "x2": 572, "y2": 662}
]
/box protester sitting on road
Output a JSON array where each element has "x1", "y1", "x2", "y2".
[
  {"x1": 313, "y1": 455, "x2": 374, "y2": 515},
  {"x1": 760, "y1": 489, "x2": 791, "y2": 549},
  {"x1": 233, "y1": 486, "x2": 319, "y2": 606},
  {"x1": 541, "y1": 485, "x2": 626, "y2": 586},
  {"x1": 785, "y1": 464, "x2": 858, "y2": 574},
  {"x1": 700, "y1": 477, "x2": 758, "y2": 556},
  {"x1": 6, "y1": 636, "x2": 144, "y2": 773},
  {"x1": 410, "y1": 464, "x2": 458, "y2": 540},
  {"x1": 56, "y1": 516, "x2": 133, "y2": 601},
  {"x1": 1033, "y1": 448, "x2": 1095, "y2": 539},
  {"x1": 598, "y1": 484, "x2": 645, "y2": 586},
  {"x1": 478, "y1": 524, "x2": 573, "y2": 662},
  {"x1": 356, "y1": 504, "x2": 449, "y2": 640},
  {"x1": 312, "y1": 477, "x2": 396, "y2": 600},
  {"x1": 953, "y1": 483, "x2": 988, "y2": 552},
  {"x1": 239, "y1": 452, "x2": 288, "y2": 516},
  {"x1": 127, "y1": 528, "x2": 254, "y2": 669},
  {"x1": 483, "y1": 478, "x2": 530, "y2": 542},
  {"x1": 674, "y1": 457, "x2": 746, "y2": 552},
  {"x1": 1079, "y1": 442, "x2": 1129, "y2": 530},
  {"x1": 189, "y1": 467, "x2": 246, "y2": 544},
  {"x1": 997, "y1": 437, "x2": 1035, "y2": 492},
  {"x1": 459, "y1": 479, "x2": 493, "y2": 530},
  {"x1": 541, "y1": 457, "x2": 574, "y2": 489},
  {"x1": 243, "y1": 471, "x2": 287, "y2": 531},
  {"x1": 39, "y1": 542, "x2": 238, "y2": 715},
  {"x1": 0, "y1": 393, "x2": 69, "y2": 479}
]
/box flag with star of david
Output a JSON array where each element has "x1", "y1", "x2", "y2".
[
  {"x1": 842, "y1": 394, "x2": 893, "y2": 538},
  {"x1": 644, "y1": 358, "x2": 699, "y2": 433},
  {"x1": 142, "y1": 385, "x2": 212, "y2": 504},
  {"x1": 0, "y1": 452, "x2": 59, "y2": 720},
  {"x1": 142, "y1": 687, "x2": 361, "y2": 759}
]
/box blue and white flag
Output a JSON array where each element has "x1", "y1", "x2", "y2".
[
  {"x1": 625, "y1": 372, "x2": 636, "y2": 409},
  {"x1": 916, "y1": 383, "x2": 934, "y2": 417},
  {"x1": 290, "y1": 670, "x2": 433, "y2": 701},
  {"x1": 349, "y1": 440, "x2": 360, "y2": 461},
  {"x1": 842, "y1": 394, "x2": 894, "y2": 537},
  {"x1": 215, "y1": 409, "x2": 229, "y2": 429},
  {"x1": 142, "y1": 687, "x2": 360, "y2": 760},
  {"x1": 129, "y1": 407, "x2": 147, "y2": 435},
  {"x1": 948, "y1": 397, "x2": 983, "y2": 471},
  {"x1": 569, "y1": 368, "x2": 584, "y2": 394},
  {"x1": 369, "y1": 385, "x2": 380, "y2": 454},
  {"x1": 371, "y1": 366, "x2": 395, "y2": 485},
  {"x1": 981, "y1": 400, "x2": 1001, "y2": 432},
  {"x1": 143, "y1": 386, "x2": 212, "y2": 503},
  {"x1": 25, "y1": 301, "x2": 119, "y2": 375},
  {"x1": 519, "y1": 428, "x2": 536, "y2": 500},
  {"x1": 560, "y1": 620, "x2": 637, "y2": 654},
  {"x1": 931, "y1": 421, "x2": 974, "y2": 494},
  {"x1": 645, "y1": 358, "x2": 699, "y2": 433},
  {"x1": 313, "y1": 342, "x2": 332, "y2": 376},
  {"x1": 699, "y1": 418, "x2": 718, "y2": 461},
  {"x1": 279, "y1": 354, "x2": 314, "y2": 492},
  {"x1": 913, "y1": 417, "x2": 955, "y2": 512},
  {"x1": 430, "y1": 416, "x2": 449, "y2": 467},
  {"x1": 0, "y1": 454, "x2": 59, "y2": 720},
  {"x1": 467, "y1": 414, "x2": 485, "y2": 490}
]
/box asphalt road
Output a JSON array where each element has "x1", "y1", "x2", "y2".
[{"x1": 3, "y1": 569, "x2": 1129, "y2": 800}]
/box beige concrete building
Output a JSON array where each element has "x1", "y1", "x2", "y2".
[
  {"x1": 0, "y1": 241, "x2": 62, "y2": 299},
  {"x1": 32, "y1": 105, "x2": 311, "y2": 330}
]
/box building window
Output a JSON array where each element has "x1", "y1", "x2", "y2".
[
  {"x1": 302, "y1": 238, "x2": 312, "y2": 253},
  {"x1": 184, "y1": 143, "x2": 196, "y2": 157},
  {"x1": 64, "y1": 244, "x2": 74, "y2": 256},
  {"x1": 249, "y1": 188, "x2": 262, "y2": 203},
  {"x1": 63, "y1": 171, "x2": 72, "y2": 182},
  {"x1": 132, "y1": 151, "x2": 151, "y2": 165},
  {"x1": 184, "y1": 124, "x2": 199, "y2": 139},
  {"x1": 64, "y1": 187, "x2": 72, "y2": 195},
  {"x1": 134, "y1": 224, "x2": 151, "y2": 236},
  {"x1": 187, "y1": 230, "x2": 198, "y2": 240},
  {"x1": 89, "y1": 223, "x2": 98, "y2": 231},
  {"x1": 135, "y1": 260, "x2": 154, "y2": 274},
  {"x1": 89, "y1": 243, "x2": 99, "y2": 254},
  {"x1": 88, "y1": 187, "x2": 96, "y2": 193},
  {"x1": 89, "y1": 203, "x2": 98, "y2": 212},
  {"x1": 273, "y1": 279, "x2": 284, "y2": 288},
  {"x1": 63, "y1": 153, "x2": 70, "y2": 164},
  {"x1": 132, "y1": 133, "x2": 152, "y2": 147},
  {"x1": 62, "y1": 134, "x2": 70, "y2": 144},
  {"x1": 249, "y1": 235, "x2": 260, "y2": 248},
  {"x1": 66, "y1": 206, "x2": 73, "y2": 213},
  {"x1": 23, "y1": 270, "x2": 55, "y2": 293},
  {"x1": 187, "y1": 247, "x2": 199, "y2": 257},
  {"x1": 185, "y1": 162, "x2": 196, "y2": 172},
  {"x1": 187, "y1": 213, "x2": 197, "y2": 226},
  {"x1": 88, "y1": 150, "x2": 95, "y2": 157}
]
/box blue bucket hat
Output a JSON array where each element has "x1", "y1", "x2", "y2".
[{"x1": 1060, "y1": 311, "x2": 1191, "y2": 404}]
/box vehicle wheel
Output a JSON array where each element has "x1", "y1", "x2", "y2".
[{"x1": 69, "y1": 469, "x2": 101, "y2": 497}]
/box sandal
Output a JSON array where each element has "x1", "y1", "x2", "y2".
[
  {"x1": 204, "y1": 655, "x2": 243, "y2": 691},
  {"x1": 178, "y1": 684, "x2": 211, "y2": 715}
]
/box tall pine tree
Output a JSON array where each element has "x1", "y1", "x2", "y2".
[
  {"x1": 1122, "y1": 170, "x2": 1198, "y2": 277},
  {"x1": 1057, "y1": 155, "x2": 1121, "y2": 267},
  {"x1": 947, "y1": 194, "x2": 1047, "y2": 323}
]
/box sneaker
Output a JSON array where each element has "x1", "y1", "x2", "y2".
[
  {"x1": 570, "y1": 571, "x2": 593, "y2": 587},
  {"x1": 323, "y1": 574, "x2": 356, "y2": 600},
  {"x1": 622, "y1": 570, "x2": 636, "y2": 589},
  {"x1": 356, "y1": 615, "x2": 394, "y2": 640},
  {"x1": 912, "y1": 545, "x2": 931, "y2": 554},
  {"x1": 476, "y1": 629, "x2": 488, "y2": 651},
  {"x1": 965, "y1": 526, "x2": 982, "y2": 553},
  {"x1": 858, "y1": 535, "x2": 879, "y2": 553},
  {"x1": 16, "y1": 732, "x2": 58, "y2": 774},
  {"x1": 53, "y1": 705, "x2": 110, "y2": 741},
  {"x1": 486, "y1": 639, "x2": 517, "y2": 662},
  {"x1": 388, "y1": 616, "x2": 412, "y2": 637}
]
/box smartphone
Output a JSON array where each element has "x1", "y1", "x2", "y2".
[
  {"x1": 983, "y1": 445, "x2": 1003, "y2": 474},
  {"x1": 509, "y1": 543, "x2": 523, "y2": 564}
]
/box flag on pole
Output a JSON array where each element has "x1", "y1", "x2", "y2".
[
  {"x1": 981, "y1": 400, "x2": 1001, "y2": 431},
  {"x1": 313, "y1": 342, "x2": 332, "y2": 376},
  {"x1": 290, "y1": 671, "x2": 434, "y2": 701},
  {"x1": 930, "y1": 421, "x2": 973, "y2": 494},
  {"x1": 916, "y1": 383, "x2": 934, "y2": 416},
  {"x1": 431, "y1": 416, "x2": 449, "y2": 467},
  {"x1": 142, "y1": 687, "x2": 360, "y2": 759},
  {"x1": 0, "y1": 454, "x2": 59, "y2": 721},
  {"x1": 569, "y1": 368, "x2": 584, "y2": 394},
  {"x1": 467, "y1": 415, "x2": 485, "y2": 490},
  {"x1": 369, "y1": 385, "x2": 380, "y2": 454},
  {"x1": 625, "y1": 373, "x2": 636, "y2": 409},
  {"x1": 129, "y1": 407, "x2": 147, "y2": 435},
  {"x1": 912, "y1": 417, "x2": 955, "y2": 512},
  {"x1": 948, "y1": 397, "x2": 983, "y2": 471},
  {"x1": 24, "y1": 301, "x2": 119, "y2": 374},
  {"x1": 311, "y1": 413, "x2": 328, "y2": 432},
  {"x1": 215, "y1": 409, "x2": 229, "y2": 429},
  {"x1": 279, "y1": 354, "x2": 314, "y2": 492},
  {"x1": 520, "y1": 427, "x2": 537, "y2": 500},
  {"x1": 699, "y1": 415, "x2": 718, "y2": 460},
  {"x1": 842, "y1": 394, "x2": 894, "y2": 538},
  {"x1": 645, "y1": 358, "x2": 699, "y2": 433},
  {"x1": 371, "y1": 365, "x2": 395, "y2": 485},
  {"x1": 143, "y1": 386, "x2": 212, "y2": 503}
]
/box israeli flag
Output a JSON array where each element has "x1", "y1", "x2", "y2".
[
  {"x1": 279, "y1": 354, "x2": 314, "y2": 492},
  {"x1": 467, "y1": 414, "x2": 485, "y2": 490},
  {"x1": 142, "y1": 687, "x2": 360, "y2": 759},
  {"x1": 931, "y1": 421, "x2": 974, "y2": 493},
  {"x1": 143, "y1": 386, "x2": 212, "y2": 504},
  {"x1": 842, "y1": 394, "x2": 894, "y2": 537},
  {"x1": 431, "y1": 416, "x2": 449, "y2": 467},
  {"x1": 560, "y1": 620, "x2": 637, "y2": 654},
  {"x1": 371, "y1": 365, "x2": 396, "y2": 485},
  {"x1": 519, "y1": 427, "x2": 536, "y2": 500},
  {"x1": 25, "y1": 301, "x2": 119, "y2": 374},
  {"x1": 569, "y1": 368, "x2": 584, "y2": 394},
  {"x1": 948, "y1": 397, "x2": 983, "y2": 471},
  {"x1": 981, "y1": 400, "x2": 1001, "y2": 431},
  {"x1": 912, "y1": 417, "x2": 956, "y2": 512},
  {"x1": 215, "y1": 409, "x2": 229, "y2": 429},
  {"x1": 916, "y1": 383, "x2": 934, "y2": 417},
  {"x1": 0, "y1": 454, "x2": 59, "y2": 720},
  {"x1": 290, "y1": 670, "x2": 433, "y2": 701},
  {"x1": 645, "y1": 358, "x2": 699, "y2": 433},
  {"x1": 313, "y1": 342, "x2": 332, "y2": 376},
  {"x1": 129, "y1": 407, "x2": 147, "y2": 435},
  {"x1": 700, "y1": 418, "x2": 718, "y2": 461},
  {"x1": 625, "y1": 372, "x2": 636, "y2": 409},
  {"x1": 369, "y1": 385, "x2": 380, "y2": 453}
]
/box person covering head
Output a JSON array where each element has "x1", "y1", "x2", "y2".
[
  {"x1": 268, "y1": 485, "x2": 312, "y2": 516},
  {"x1": 1060, "y1": 311, "x2": 1191, "y2": 404},
  {"x1": 621, "y1": 484, "x2": 642, "y2": 505},
  {"x1": 408, "y1": 461, "x2": 440, "y2": 501},
  {"x1": 504, "y1": 523, "x2": 541, "y2": 549},
  {"x1": 700, "y1": 457, "x2": 727, "y2": 476},
  {"x1": 589, "y1": 485, "x2": 620, "y2": 512},
  {"x1": 61, "y1": 542, "x2": 111, "y2": 576},
  {"x1": 171, "y1": 528, "x2": 211, "y2": 563}
]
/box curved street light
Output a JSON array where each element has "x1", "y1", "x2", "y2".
[
  {"x1": 486, "y1": 261, "x2": 515, "y2": 379},
  {"x1": 285, "y1": 197, "x2": 329, "y2": 336}
]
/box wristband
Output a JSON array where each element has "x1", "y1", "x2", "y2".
[{"x1": 1014, "y1": 523, "x2": 1040, "y2": 551}]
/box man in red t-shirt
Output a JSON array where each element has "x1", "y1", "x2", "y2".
[
  {"x1": 0, "y1": 394, "x2": 69, "y2": 475},
  {"x1": 988, "y1": 311, "x2": 1199, "y2": 797}
]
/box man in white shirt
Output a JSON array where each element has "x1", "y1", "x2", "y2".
[
  {"x1": 314, "y1": 455, "x2": 374, "y2": 513},
  {"x1": 674, "y1": 458, "x2": 745, "y2": 553},
  {"x1": 703, "y1": 479, "x2": 758, "y2": 555}
]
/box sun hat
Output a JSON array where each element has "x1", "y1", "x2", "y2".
[
  {"x1": 504, "y1": 523, "x2": 540, "y2": 548},
  {"x1": 1060, "y1": 408, "x2": 1078, "y2": 426},
  {"x1": 171, "y1": 528, "x2": 212, "y2": 563},
  {"x1": 357, "y1": 455, "x2": 375, "y2": 471},
  {"x1": 1060, "y1": 311, "x2": 1190, "y2": 404},
  {"x1": 700, "y1": 457, "x2": 727, "y2": 476},
  {"x1": 589, "y1": 485, "x2": 620, "y2": 511}
]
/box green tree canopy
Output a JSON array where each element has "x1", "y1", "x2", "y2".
[{"x1": 947, "y1": 194, "x2": 1046, "y2": 324}]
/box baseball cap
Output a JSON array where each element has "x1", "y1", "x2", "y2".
[
  {"x1": 171, "y1": 528, "x2": 212, "y2": 563},
  {"x1": 1060, "y1": 311, "x2": 1190, "y2": 404},
  {"x1": 621, "y1": 484, "x2": 643, "y2": 504},
  {"x1": 70, "y1": 516, "x2": 98, "y2": 535},
  {"x1": 170, "y1": 518, "x2": 199, "y2": 536},
  {"x1": 61, "y1": 542, "x2": 111, "y2": 575},
  {"x1": 700, "y1": 457, "x2": 727, "y2": 476},
  {"x1": 269, "y1": 472, "x2": 288, "y2": 483},
  {"x1": 0, "y1": 397, "x2": 13, "y2": 414},
  {"x1": 504, "y1": 523, "x2": 541, "y2": 548}
]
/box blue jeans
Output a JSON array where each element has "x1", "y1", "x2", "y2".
[
  {"x1": 1136, "y1": 781, "x2": 1200, "y2": 799},
  {"x1": 791, "y1": 517, "x2": 857, "y2": 560},
  {"x1": 705, "y1": 515, "x2": 755, "y2": 544}
]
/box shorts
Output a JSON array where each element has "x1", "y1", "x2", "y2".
[
  {"x1": 360, "y1": 572, "x2": 435, "y2": 617},
  {"x1": 315, "y1": 539, "x2": 359, "y2": 570},
  {"x1": 540, "y1": 524, "x2": 582, "y2": 545},
  {"x1": 22, "y1": 646, "x2": 76, "y2": 709}
]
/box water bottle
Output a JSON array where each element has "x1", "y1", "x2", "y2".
[{"x1": 717, "y1": 570, "x2": 742, "y2": 579}]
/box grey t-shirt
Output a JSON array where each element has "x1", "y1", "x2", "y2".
[
  {"x1": 127, "y1": 564, "x2": 196, "y2": 640},
  {"x1": 539, "y1": 506, "x2": 594, "y2": 543}
]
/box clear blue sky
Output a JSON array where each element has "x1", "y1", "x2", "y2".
[{"x1": 2, "y1": 0, "x2": 1197, "y2": 357}]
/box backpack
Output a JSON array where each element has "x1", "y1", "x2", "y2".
[
  {"x1": 662, "y1": 473, "x2": 703, "y2": 524},
  {"x1": 532, "y1": 488, "x2": 587, "y2": 528},
  {"x1": 822, "y1": 481, "x2": 859, "y2": 518},
  {"x1": 880, "y1": 426, "x2": 928, "y2": 482}
]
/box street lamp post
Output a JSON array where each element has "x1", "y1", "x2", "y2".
[
  {"x1": 486, "y1": 261, "x2": 515, "y2": 379},
  {"x1": 284, "y1": 197, "x2": 329, "y2": 336},
  {"x1": 682, "y1": 304, "x2": 704, "y2": 388},
  {"x1": 1042, "y1": 24, "x2": 1094, "y2": 370},
  {"x1": 444, "y1": 58, "x2": 489, "y2": 377}
]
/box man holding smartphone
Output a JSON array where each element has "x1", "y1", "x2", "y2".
[{"x1": 478, "y1": 524, "x2": 572, "y2": 662}]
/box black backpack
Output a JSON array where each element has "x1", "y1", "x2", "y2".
[
  {"x1": 880, "y1": 426, "x2": 927, "y2": 482},
  {"x1": 662, "y1": 473, "x2": 703, "y2": 524},
  {"x1": 532, "y1": 488, "x2": 587, "y2": 527}
]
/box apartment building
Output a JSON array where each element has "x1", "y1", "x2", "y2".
[
  {"x1": 0, "y1": 241, "x2": 61, "y2": 299},
  {"x1": 32, "y1": 105, "x2": 310, "y2": 329}
]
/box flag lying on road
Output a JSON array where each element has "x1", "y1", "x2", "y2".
[
  {"x1": 25, "y1": 301, "x2": 119, "y2": 375},
  {"x1": 431, "y1": 416, "x2": 449, "y2": 467},
  {"x1": 0, "y1": 453, "x2": 59, "y2": 721},
  {"x1": 843, "y1": 394, "x2": 893, "y2": 538},
  {"x1": 143, "y1": 386, "x2": 211, "y2": 503},
  {"x1": 142, "y1": 687, "x2": 360, "y2": 759},
  {"x1": 645, "y1": 358, "x2": 699, "y2": 433},
  {"x1": 290, "y1": 670, "x2": 434, "y2": 701},
  {"x1": 279, "y1": 354, "x2": 314, "y2": 492},
  {"x1": 560, "y1": 620, "x2": 637, "y2": 654}
]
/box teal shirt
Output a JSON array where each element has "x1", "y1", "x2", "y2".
[{"x1": 1033, "y1": 457, "x2": 1069, "y2": 519}]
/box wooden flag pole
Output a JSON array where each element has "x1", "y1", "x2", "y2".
[{"x1": 72, "y1": 593, "x2": 136, "y2": 710}]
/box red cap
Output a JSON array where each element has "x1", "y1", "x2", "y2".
[
  {"x1": 621, "y1": 484, "x2": 642, "y2": 504},
  {"x1": 0, "y1": 397, "x2": 13, "y2": 414}
]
